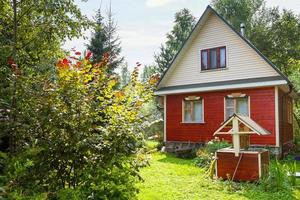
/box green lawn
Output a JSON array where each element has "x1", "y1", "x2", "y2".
[{"x1": 137, "y1": 152, "x2": 300, "y2": 200}]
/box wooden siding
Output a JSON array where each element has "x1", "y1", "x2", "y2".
[
  {"x1": 278, "y1": 89, "x2": 294, "y2": 145},
  {"x1": 166, "y1": 87, "x2": 276, "y2": 145},
  {"x1": 260, "y1": 151, "x2": 269, "y2": 178},
  {"x1": 216, "y1": 152, "x2": 259, "y2": 181},
  {"x1": 216, "y1": 150, "x2": 269, "y2": 181},
  {"x1": 160, "y1": 13, "x2": 279, "y2": 88}
]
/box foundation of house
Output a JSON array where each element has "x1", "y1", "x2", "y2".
[
  {"x1": 164, "y1": 141, "x2": 294, "y2": 159},
  {"x1": 164, "y1": 141, "x2": 204, "y2": 153}
]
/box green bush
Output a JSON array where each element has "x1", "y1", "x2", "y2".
[
  {"x1": 55, "y1": 188, "x2": 83, "y2": 200},
  {"x1": 205, "y1": 138, "x2": 231, "y2": 154},
  {"x1": 5, "y1": 189, "x2": 48, "y2": 200},
  {"x1": 1, "y1": 54, "x2": 157, "y2": 199},
  {"x1": 145, "y1": 140, "x2": 159, "y2": 151},
  {"x1": 194, "y1": 138, "x2": 230, "y2": 168},
  {"x1": 194, "y1": 149, "x2": 213, "y2": 168},
  {"x1": 0, "y1": 151, "x2": 7, "y2": 175}
]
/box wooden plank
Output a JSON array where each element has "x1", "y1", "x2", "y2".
[
  {"x1": 166, "y1": 87, "x2": 276, "y2": 145},
  {"x1": 216, "y1": 151, "x2": 260, "y2": 181}
]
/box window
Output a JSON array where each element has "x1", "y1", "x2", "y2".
[
  {"x1": 201, "y1": 50, "x2": 208, "y2": 69},
  {"x1": 225, "y1": 96, "x2": 249, "y2": 119},
  {"x1": 183, "y1": 97, "x2": 203, "y2": 123},
  {"x1": 201, "y1": 46, "x2": 226, "y2": 70},
  {"x1": 210, "y1": 49, "x2": 217, "y2": 69},
  {"x1": 220, "y1": 47, "x2": 226, "y2": 67}
]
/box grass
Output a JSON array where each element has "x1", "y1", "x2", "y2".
[{"x1": 137, "y1": 152, "x2": 300, "y2": 200}]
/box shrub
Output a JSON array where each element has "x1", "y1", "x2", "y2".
[
  {"x1": 205, "y1": 137, "x2": 231, "y2": 153},
  {"x1": 194, "y1": 137, "x2": 230, "y2": 169},
  {"x1": 194, "y1": 149, "x2": 214, "y2": 168},
  {"x1": 0, "y1": 151, "x2": 7, "y2": 174},
  {"x1": 145, "y1": 140, "x2": 159, "y2": 151},
  {"x1": 1, "y1": 52, "x2": 158, "y2": 199},
  {"x1": 55, "y1": 188, "x2": 83, "y2": 200}
]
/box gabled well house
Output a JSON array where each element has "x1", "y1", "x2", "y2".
[{"x1": 155, "y1": 6, "x2": 298, "y2": 156}]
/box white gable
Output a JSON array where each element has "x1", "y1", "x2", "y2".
[{"x1": 158, "y1": 11, "x2": 281, "y2": 89}]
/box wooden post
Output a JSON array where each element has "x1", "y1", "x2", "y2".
[{"x1": 232, "y1": 117, "x2": 240, "y2": 157}]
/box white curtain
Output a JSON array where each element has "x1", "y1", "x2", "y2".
[
  {"x1": 210, "y1": 49, "x2": 217, "y2": 68},
  {"x1": 194, "y1": 101, "x2": 203, "y2": 122},
  {"x1": 237, "y1": 98, "x2": 249, "y2": 116},
  {"x1": 220, "y1": 48, "x2": 226, "y2": 67},
  {"x1": 201, "y1": 51, "x2": 208, "y2": 69},
  {"x1": 226, "y1": 98, "x2": 234, "y2": 119},
  {"x1": 184, "y1": 102, "x2": 192, "y2": 122}
]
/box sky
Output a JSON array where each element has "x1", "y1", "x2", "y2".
[{"x1": 63, "y1": 0, "x2": 300, "y2": 70}]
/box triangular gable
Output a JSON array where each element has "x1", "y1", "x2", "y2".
[
  {"x1": 157, "y1": 5, "x2": 291, "y2": 90},
  {"x1": 213, "y1": 114, "x2": 271, "y2": 136}
]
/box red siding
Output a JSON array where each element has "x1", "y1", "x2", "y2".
[
  {"x1": 166, "y1": 87, "x2": 276, "y2": 145},
  {"x1": 278, "y1": 89, "x2": 293, "y2": 145},
  {"x1": 216, "y1": 152, "x2": 259, "y2": 181},
  {"x1": 216, "y1": 151, "x2": 269, "y2": 181}
]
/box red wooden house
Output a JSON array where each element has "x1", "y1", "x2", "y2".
[{"x1": 155, "y1": 6, "x2": 298, "y2": 156}]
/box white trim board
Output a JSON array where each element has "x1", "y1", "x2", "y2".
[
  {"x1": 275, "y1": 86, "x2": 280, "y2": 147},
  {"x1": 258, "y1": 153, "x2": 262, "y2": 178},
  {"x1": 155, "y1": 80, "x2": 287, "y2": 95},
  {"x1": 163, "y1": 95, "x2": 167, "y2": 142}
]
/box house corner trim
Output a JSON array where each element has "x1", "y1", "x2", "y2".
[
  {"x1": 275, "y1": 86, "x2": 280, "y2": 147},
  {"x1": 164, "y1": 95, "x2": 167, "y2": 142}
]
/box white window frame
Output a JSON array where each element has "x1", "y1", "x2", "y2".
[
  {"x1": 224, "y1": 94, "x2": 250, "y2": 121},
  {"x1": 182, "y1": 97, "x2": 204, "y2": 123}
]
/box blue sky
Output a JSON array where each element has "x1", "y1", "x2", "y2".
[{"x1": 63, "y1": 0, "x2": 300, "y2": 70}]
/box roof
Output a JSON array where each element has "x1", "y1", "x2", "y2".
[
  {"x1": 213, "y1": 113, "x2": 271, "y2": 136},
  {"x1": 156, "y1": 5, "x2": 292, "y2": 90},
  {"x1": 155, "y1": 76, "x2": 285, "y2": 95}
]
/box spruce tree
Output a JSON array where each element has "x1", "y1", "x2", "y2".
[
  {"x1": 154, "y1": 9, "x2": 196, "y2": 74},
  {"x1": 87, "y1": 7, "x2": 124, "y2": 74}
]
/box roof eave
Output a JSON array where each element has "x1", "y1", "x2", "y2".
[{"x1": 155, "y1": 79, "x2": 287, "y2": 95}]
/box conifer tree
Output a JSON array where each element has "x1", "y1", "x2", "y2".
[
  {"x1": 154, "y1": 9, "x2": 196, "y2": 74},
  {"x1": 87, "y1": 5, "x2": 124, "y2": 74}
]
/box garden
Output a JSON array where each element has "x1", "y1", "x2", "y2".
[
  {"x1": 0, "y1": 0, "x2": 300, "y2": 199},
  {"x1": 137, "y1": 141, "x2": 300, "y2": 200}
]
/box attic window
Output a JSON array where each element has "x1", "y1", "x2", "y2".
[{"x1": 201, "y1": 46, "x2": 226, "y2": 70}]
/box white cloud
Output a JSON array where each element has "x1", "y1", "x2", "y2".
[
  {"x1": 146, "y1": 0, "x2": 187, "y2": 8},
  {"x1": 119, "y1": 30, "x2": 164, "y2": 48},
  {"x1": 118, "y1": 29, "x2": 167, "y2": 68}
]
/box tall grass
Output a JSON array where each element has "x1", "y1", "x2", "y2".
[
  {"x1": 287, "y1": 161, "x2": 297, "y2": 187},
  {"x1": 260, "y1": 160, "x2": 297, "y2": 192}
]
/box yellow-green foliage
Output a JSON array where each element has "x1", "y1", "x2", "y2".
[{"x1": 3, "y1": 52, "x2": 157, "y2": 199}]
